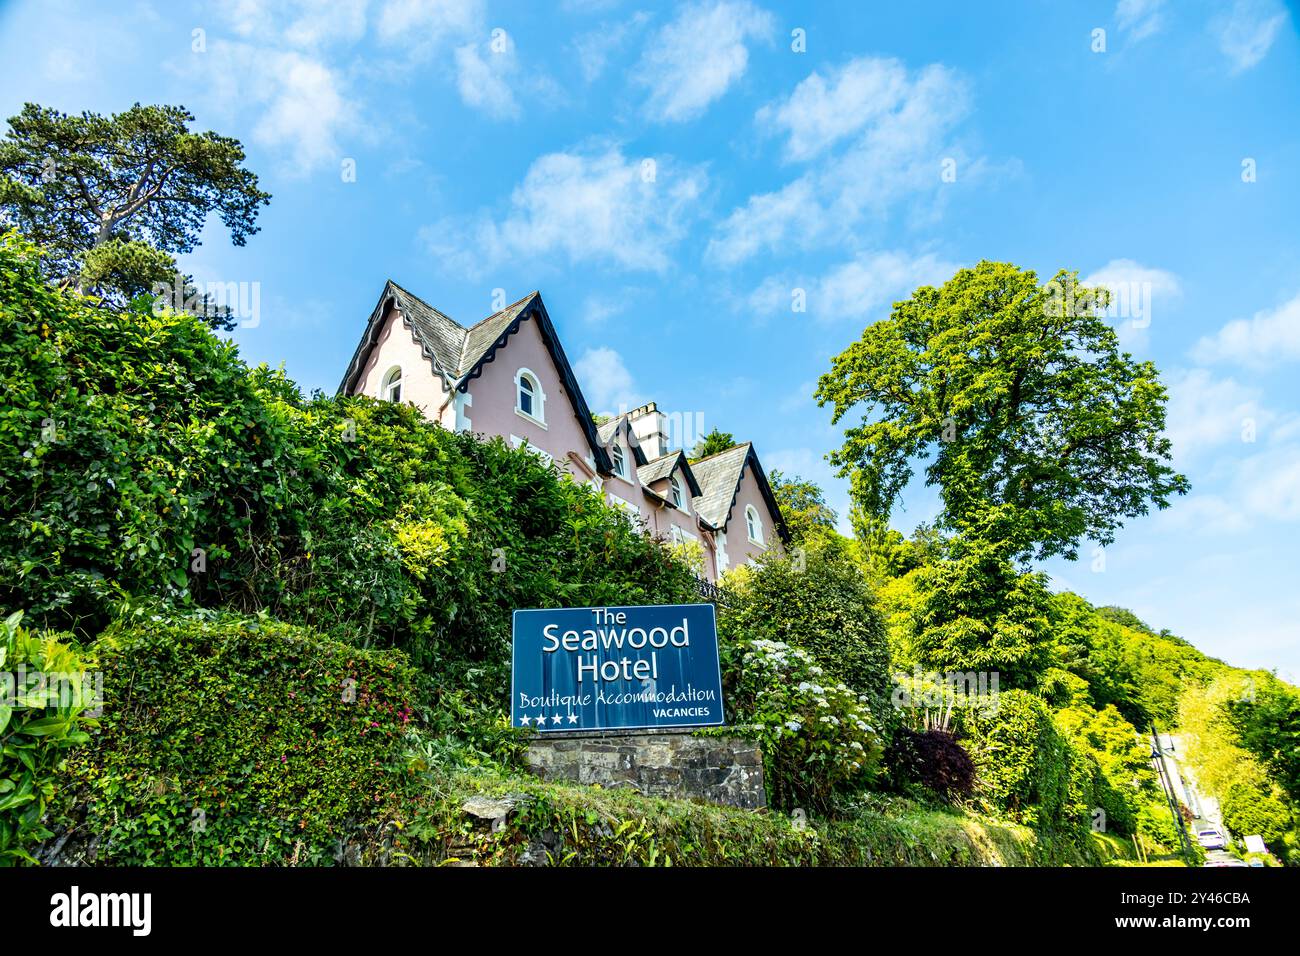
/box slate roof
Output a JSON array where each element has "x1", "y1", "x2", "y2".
[
  {"x1": 338, "y1": 281, "x2": 610, "y2": 473},
  {"x1": 637, "y1": 451, "x2": 701, "y2": 496},
  {"x1": 689, "y1": 442, "x2": 791, "y2": 543},
  {"x1": 689, "y1": 444, "x2": 752, "y2": 530}
]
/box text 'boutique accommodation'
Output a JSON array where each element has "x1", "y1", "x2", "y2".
[{"x1": 338, "y1": 281, "x2": 788, "y2": 583}]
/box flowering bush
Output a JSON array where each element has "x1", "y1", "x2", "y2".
[{"x1": 725, "y1": 638, "x2": 883, "y2": 813}]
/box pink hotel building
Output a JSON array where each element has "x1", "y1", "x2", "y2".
[{"x1": 338, "y1": 281, "x2": 788, "y2": 583}]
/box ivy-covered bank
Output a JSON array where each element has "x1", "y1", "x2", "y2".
[{"x1": 399, "y1": 772, "x2": 1131, "y2": 868}]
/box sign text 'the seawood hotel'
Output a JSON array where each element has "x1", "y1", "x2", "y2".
[{"x1": 511, "y1": 604, "x2": 724, "y2": 733}]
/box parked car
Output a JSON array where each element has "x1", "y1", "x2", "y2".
[{"x1": 1197, "y1": 828, "x2": 1226, "y2": 850}]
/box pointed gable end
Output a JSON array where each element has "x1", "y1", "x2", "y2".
[
  {"x1": 691, "y1": 443, "x2": 790, "y2": 545},
  {"x1": 338, "y1": 283, "x2": 611, "y2": 474}
]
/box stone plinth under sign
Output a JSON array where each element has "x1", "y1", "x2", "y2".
[{"x1": 525, "y1": 730, "x2": 765, "y2": 810}]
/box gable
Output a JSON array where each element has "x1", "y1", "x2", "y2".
[
  {"x1": 338, "y1": 283, "x2": 611, "y2": 474},
  {"x1": 691, "y1": 444, "x2": 789, "y2": 544}
]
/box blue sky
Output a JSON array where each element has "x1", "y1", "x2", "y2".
[{"x1": 2, "y1": 0, "x2": 1298, "y2": 678}]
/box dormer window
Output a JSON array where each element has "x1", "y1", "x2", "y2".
[
  {"x1": 746, "y1": 505, "x2": 764, "y2": 545},
  {"x1": 612, "y1": 442, "x2": 626, "y2": 477},
  {"x1": 382, "y1": 366, "x2": 402, "y2": 403},
  {"x1": 515, "y1": 368, "x2": 546, "y2": 426},
  {"x1": 670, "y1": 475, "x2": 685, "y2": 510}
]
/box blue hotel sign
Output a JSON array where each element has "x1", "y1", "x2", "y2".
[{"x1": 511, "y1": 604, "x2": 725, "y2": 733}]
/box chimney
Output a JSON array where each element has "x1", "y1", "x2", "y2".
[{"x1": 627, "y1": 401, "x2": 669, "y2": 459}]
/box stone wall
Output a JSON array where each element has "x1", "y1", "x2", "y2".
[{"x1": 526, "y1": 731, "x2": 765, "y2": 810}]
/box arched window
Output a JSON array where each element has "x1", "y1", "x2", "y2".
[
  {"x1": 612, "y1": 442, "x2": 626, "y2": 477},
  {"x1": 515, "y1": 368, "x2": 545, "y2": 424},
  {"x1": 382, "y1": 366, "x2": 402, "y2": 403},
  {"x1": 670, "y1": 475, "x2": 684, "y2": 509},
  {"x1": 745, "y1": 505, "x2": 764, "y2": 544}
]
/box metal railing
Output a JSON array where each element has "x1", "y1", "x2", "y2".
[{"x1": 694, "y1": 576, "x2": 732, "y2": 607}]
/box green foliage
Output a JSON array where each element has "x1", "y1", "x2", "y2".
[
  {"x1": 768, "y1": 469, "x2": 838, "y2": 542},
  {"x1": 957, "y1": 690, "x2": 1072, "y2": 831},
  {"x1": 1225, "y1": 676, "x2": 1300, "y2": 804},
  {"x1": 54, "y1": 612, "x2": 419, "y2": 865},
  {"x1": 0, "y1": 229, "x2": 696, "y2": 707},
  {"x1": 816, "y1": 260, "x2": 1187, "y2": 562},
  {"x1": 688, "y1": 428, "x2": 735, "y2": 462},
  {"x1": 722, "y1": 638, "x2": 883, "y2": 813},
  {"x1": 403, "y1": 770, "x2": 1110, "y2": 867},
  {"x1": 1052, "y1": 704, "x2": 1151, "y2": 837},
  {"x1": 901, "y1": 532, "x2": 1054, "y2": 689},
  {"x1": 1047, "y1": 591, "x2": 1220, "y2": 727},
  {"x1": 1221, "y1": 780, "x2": 1294, "y2": 850},
  {"x1": 0, "y1": 103, "x2": 269, "y2": 322},
  {"x1": 0, "y1": 611, "x2": 96, "y2": 864},
  {"x1": 720, "y1": 533, "x2": 891, "y2": 708}
]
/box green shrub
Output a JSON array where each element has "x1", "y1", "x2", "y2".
[
  {"x1": 0, "y1": 611, "x2": 96, "y2": 864},
  {"x1": 956, "y1": 689, "x2": 1072, "y2": 831},
  {"x1": 1222, "y1": 780, "x2": 1295, "y2": 855},
  {"x1": 720, "y1": 534, "x2": 891, "y2": 713},
  {"x1": 0, "y1": 229, "x2": 697, "y2": 708},
  {"x1": 722, "y1": 637, "x2": 883, "y2": 813},
  {"x1": 51, "y1": 611, "x2": 420, "y2": 865}
]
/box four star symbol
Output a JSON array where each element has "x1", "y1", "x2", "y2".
[{"x1": 519, "y1": 712, "x2": 580, "y2": 727}]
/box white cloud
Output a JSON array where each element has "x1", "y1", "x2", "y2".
[
  {"x1": 184, "y1": 40, "x2": 356, "y2": 175},
  {"x1": 454, "y1": 34, "x2": 520, "y2": 119},
  {"x1": 1163, "y1": 369, "x2": 1267, "y2": 462},
  {"x1": 579, "y1": 294, "x2": 627, "y2": 326},
  {"x1": 1155, "y1": 494, "x2": 1251, "y2": 535},
  {"x1": 421, "y1": 145, "x2": 707, "y2": 276},
  {"x1": 573, "y1": 13, "x2": 651, "y2": 83},
  {"x1": 1239, "y1": 445, "x2": 1300, "y2": 521},
  {"x1": 1212, "y1": 0, "x2": 1290, "y2": 74},
  {"x1": 1192, "y1": 291, "x2": 1300, "y2": 367},
  {"x1": 1083, "y1": 258, "x2": 1182, "y2": 351},
  {"x1": 253, "y1": 52, "x2": 353, "y2": 170},
  {"x1": 1115, "y1": 0, "x2": 1166, "y2": 41},
  {"x1": 1156, "y1": 441, "x2": 1300, "y2": 536},
  {"x1": 574, "y1": 347, "x2": 641, "y2": 413},
  {"x1": 757, "y1": 56, "x2": 911, "y2": 162},
  {"x1": 747, "y1": 251, "x2": 959, "y2": 324},
  {"x1": 375, "y1": 0, "x2": 483, "y2": 49},
  {"x1": 219, "y1": 0, "x2": 370, "y2": 47},
  {"x1": 710, "y1": 57, "x2": 970, "y2": 265},
  {"x1": 42, "y1": 48, "x2": 88, "y2": 82},
  {"x1": 635, "y1": 0, "x2": 774, "y2": 123}
]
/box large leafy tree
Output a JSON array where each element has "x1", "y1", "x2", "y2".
[
  {"x1": 816, "y1": 260, "x2": 1188, "y2": 561},
  {"x1": 0, "y1": 102, "x2": 269, "y2": 327},
  {"x1": 768, "y1": 469, "x2": 837, "y2": 542},
  {"x1": 1226, "y1": 678, "x2": 1300, "y2": 804}
]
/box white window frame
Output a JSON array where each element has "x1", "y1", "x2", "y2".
[
  {"x1": 514, "y1": 368, "x2": 547, "y2": 427},
  {"x1": 611, "y1": 442, "x2": 626, "y2": 478},
  {"x1": 746, "y1": 505, "x2": 764, "y2": 546},
  {"x1": 382, "y1": 366, "x2": 403, "y2": 403},
  {"x1": 670, "y1": 474, "x2": 688, "y2": 512}
]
